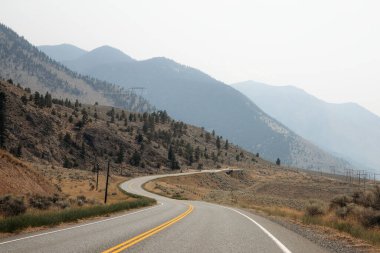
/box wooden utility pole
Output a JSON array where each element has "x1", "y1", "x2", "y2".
[
  {"x1": 104, "y1": 160, "x2": 110, "y2": 204},
  {"x1": 96, "y1": 163, "x2": 99, "y2": 190}
]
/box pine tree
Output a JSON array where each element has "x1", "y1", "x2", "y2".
[
  {"x1": 168, "y1": 145, "x2": 180, "y2": 170},
  {"x1": 185, "y1": 143, "x2": 194, "y2": 165},
  {"x1": 0, "y1": 92, "x2": 6, "y2": 148},
  {"x1": 216, "y1": 136, "x2": 221, "y2": 150},
  {"x1": 45, "y1": 92, "x2": 52, "y2": 107},
  {"x1": 224, "y1": 139, "x2": 229, "y2": 150},
  {"x1": 116, "y1": 146, "x2": 125, "y2": 164},
  {"x1": 129, "y1": 151, "x2": 141, "y2": 166}
]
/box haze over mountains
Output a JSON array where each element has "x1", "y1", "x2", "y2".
[
  {"x1": 39, "y1": 43, "x2": 352, "y2": 171},
  {"x1": 233, "y1": 81, "x2": 380, "y2": 171},
  {"x1": 0, "y1": 24, "x2": 153, "y2": 112}
]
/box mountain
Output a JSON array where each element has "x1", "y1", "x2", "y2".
[
  {"x1": 232, "y1": 81, "x2": 380, "y2": 171},
  {"x1": 0, "y1": 24, "x2": 153, "y2": 112},
  {"x1": 0, "y1": 79, "x2": 258, "y2": 172},
  {"x1": 62, "y1": 45, "x2": 135, "y2": 73},
  {"x1": 42, "y1": 45, "x2": 352, "y2": 171},
  {"x1": 38, "y1": 44, "x2": 87, "y2": 62}
]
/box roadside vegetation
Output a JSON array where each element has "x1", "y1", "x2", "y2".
[
  {"x1": 0, "y1": 159, "x2": 156, "y2": 233},
  {"x1": 0, "y1": 195, "x2": 154, "y2": 233},
  {"x1": 145, "y1": 168, "x2": 380, "y2": 249}
]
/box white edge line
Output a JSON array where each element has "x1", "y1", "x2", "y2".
[
  {"x1": 0, "y1": 202, "x2": 163, "y2": 246},
  {"x1": 226, "y1": 207, "x2": 292, "y2": 253}
]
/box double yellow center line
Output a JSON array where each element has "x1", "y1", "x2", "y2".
[{"x1": 103, "y1": 205, "x2": 194, "y2": 253}]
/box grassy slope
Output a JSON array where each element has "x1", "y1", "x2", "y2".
[{"x1": 145, "y1": 168, "x2": 380, "y2": 251}]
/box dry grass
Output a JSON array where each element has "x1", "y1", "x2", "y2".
[
  {"x1": 34, "y1": 164, "x2": 135, "y2": 205},
  {"x1": 145, "y1": 167, "x2": 380, "y2": 251},
  {"x1": 0, "y1": 150, "x2": 57, "y2": 196}
]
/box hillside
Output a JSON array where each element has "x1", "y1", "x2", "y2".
[
  {"x1": 41, "y1": 44, "x2": 353, "y2": 172},
  {"x1": 0, "y1": 79, "x2": 259, "y2": 175},
  {"x1": 0, "y1": 24, "x2": 153, "y2": 112},
  {"x1": 232, "y1": 81, "x2": 380, "y2": 171},
  {"x1": 0, "y1": 149, "x2": 57, "y2": 196}
]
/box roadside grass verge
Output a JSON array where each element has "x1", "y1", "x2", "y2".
[
  {"x1": 0, "y1": 182, "x2": 156, "y2": 233},
  {"x1": 253, "y1": 205, "x2": 380, "y2": 246},
  {"x1": 302, "y1": 215, "x2": 380, "y2": 246}
]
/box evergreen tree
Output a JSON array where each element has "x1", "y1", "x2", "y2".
[
  {"x1": 194, "y1": 146, "x2": 201, "y2": 162},
  {"x1": 185, "y1": 143, "x2": 194, "y2": 165},
  {"x1": 136, "y1": 134, "x2": 144, "y2": 144},
  {"x1": 34, "y1": 91, "x2": 40, "y2": 106},
  {"x1": 224, "y1": 139, "x2": 229, "y2": 150},
  {"x1": 0, "y1": 92, "x2": 5, "y2": 148},
  {"x1": 129, "y1": 150, "x2": 141, "y2": 166},
  {"x1": 216, "y1": 136, "x2": 221, "y2": 150},
  {"x1": 168, "y1": 145, "x2": 180, "y2": 170},
  {"x1": 116, "y1": 146, "x2": 125, "y2": 164},
  {"x1": 21, "y1": 95, "x2": 28, "y2": 105},
  {"x1": 44, "y1": 92, "x2": 52, "y2": 107}
]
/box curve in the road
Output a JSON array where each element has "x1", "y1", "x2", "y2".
[{"x1": 0, "y1": 169, "x2": 328, "y2": 253}]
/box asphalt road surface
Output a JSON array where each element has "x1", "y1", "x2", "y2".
[{"x1": 0, "y1": 170, "x2": 329, "y2": 253}]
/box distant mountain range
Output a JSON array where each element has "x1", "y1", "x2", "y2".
[
  {"x1": 0, "y1": 24, "x2": 153, "y2": 112},
  {"x1": 232, "y1": 81, "x2": 380, "y2": 171},
  {"x1": 39, "y1": 43, "x2": 352, "y2": 171}
]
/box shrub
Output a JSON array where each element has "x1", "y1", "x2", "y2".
[
  {"x1": 29, "y1": 195, "x2": 53, "y2": 210},
  {"x1": 352, "y1": 190, "x2": 375, "y2": 208},
  {"x1": 305, "y1": 201, "x2": 326, "y2": 216},
  {"x1": 330, "y1": 195, "x2": 352, "y2": 209},
  {"x1": 335, "y1": 206, "x2": 349, "y2": 218},
  {"x1": 0, "y1": 195, "x2": 27, "y2": 217},
  {"x1": 76, "y1": 195, "x2": 87, "y2": 206},
  {"x1": 354, "y1": 207, "x2": 380, "y2": 227}
]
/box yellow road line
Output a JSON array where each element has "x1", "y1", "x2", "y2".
[{"x1": 103, "y1": 205, "x2": 194, "y2": 253}]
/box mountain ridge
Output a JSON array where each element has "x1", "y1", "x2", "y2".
[
  {"x1": 0, "y1": 23, "x2": 152, "y2": 112},
  {"x1": 232, "y1": 80, "x2": 380, "y2": 171},
  {"x1": 41, "y1": 43, "x2": 353, "y2": 172}
]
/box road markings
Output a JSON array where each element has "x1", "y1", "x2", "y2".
[
  {"x1": 227, "y1": 208, "x2": 292, "y2": 253},
  {"x1": 0, "y1": 203, "x2": 163, "y2": 246},
  {"x1": 103, "y1": 204, "x2": 194, "y2": 253}
]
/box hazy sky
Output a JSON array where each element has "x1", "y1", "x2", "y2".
[{"x1": 1, "y1": 0, "x2": 380, "y2": 116}]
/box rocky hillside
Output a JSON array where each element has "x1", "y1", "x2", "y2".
[
  {"x1": 0, "y1": 80, "x2": 258, "y2": 175},
  {"x1": 41, "y1": 44, "x2": 353, "y2": 172},
  {"x1": 0, "y1": 23, "x2": 152, "y2": 112}
]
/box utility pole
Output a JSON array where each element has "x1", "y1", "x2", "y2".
[
  {"x1": 96, "y1": 163, "x2": 99, "y2": 190},
  {"x1": 104, "y1": 160, "x2": 110, "y2": 204}
]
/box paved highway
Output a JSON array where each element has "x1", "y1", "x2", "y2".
[{"x1": 0, "y1": 170, "x2": 329, "y2": 253}]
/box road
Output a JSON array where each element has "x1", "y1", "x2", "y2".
[{"x1": 0, "y1": 170, "x2": 329, "y2": 253}]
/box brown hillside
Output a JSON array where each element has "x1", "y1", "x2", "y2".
[
  {"x1": 0, "y1": 150, "x2": 57, "y2": 196},
  {"x1": 0, "y1": 79, "x2": 259, "y2": 176}
]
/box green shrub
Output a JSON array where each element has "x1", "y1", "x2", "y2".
[
  {"x1": 0, "y1": 195, "x2": 27, "y2": 217},
  {"x1": 330, "y1": 195, "x2": 352, "y2": 209},
  {"x1": 29, "y1": 195, "x2": 53, "y2": 210},
  {"x1": 352, "y1": 190, "x2": 375, "y2": 208},
  {"x1": 305, "y1": 200, "x2": 326, "y2": 216},
  {"x1": 354, "y1": 207, "x2": 380, "y2": 228}
]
